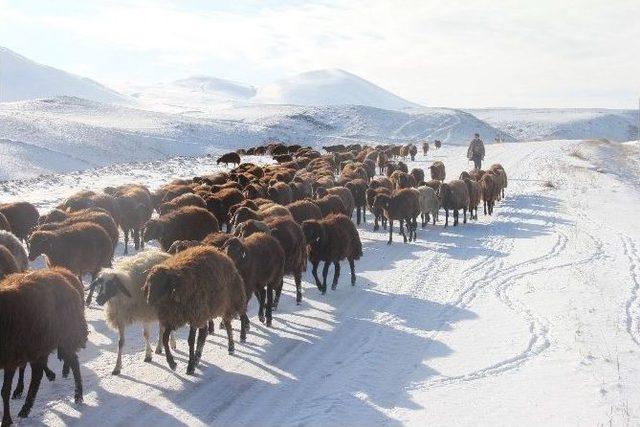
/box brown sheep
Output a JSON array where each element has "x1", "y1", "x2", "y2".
[
  {"x1": 366, "y1": 187, "x2": 391, "y2": 231},
  {"x1": 373, "y1": 188, "x2": 420, "y2": 244},
  {"x1": 151, "y1": 184, "x2": 193, "y2": 210},
  {"x1": 438, "y1": 180, "x2": 470, "y2": 226},
  {"x1": 369, "y1": 176, "x2": 394, "y2": 191},
  {"x1": 216, "y1": 152, "x2": 241, "y2": 167},
  {"x1": 273, "y1": 154, "x2": 293, "y2": 163},
  {"x1": 410, "y1": 168, "x2": 425, "y2": 185},
  {"x1": 267, "y1": 182, "x2": 293, "y2": 205},
  {"x1": 481, "y1": 173, "x2": 498, "y2": 215},
  {"x1": 222, "y1": 234, "x2": 285, "y2": 330},
  {"x1": 399, "y1": 145, "x2": 411, "y2": 160},
  {"x1": 143, "y1": 206, "x2": 220, "y2": 251},
  {"x1": 144, "y1": 246, "x2": 246, "y2": 373},
  {"x1": 429, "y1": 161, "x2": 446, "y2": 181},
  {"x1": 36, "y1": 208, "x2": 119, "y2": 253},
  {"x1": 28, "y1": 222, "x2": 113, "y2": 287},
  {"x1": 110, "y1": 184, "x2": 153, "y2": 254},
  {"x1": 316, "y1": 186, "x2": 355, "y2": 219},
  {"x1": 409, "y1": 144, "x2": 417, "y2": 161},
  {"x1": 463, "y1": 178, "x2": 481, "y2": 220},
  {"x1": 489, "y1": 164, "x2": 508, "y2": 199},
  {"x1": 302, "y1": 214, "x2": 362, "y2": 293},
  {"x1": 389, "y1": 170, "x2": 416, "y2": 189},
  {"x1": 422, "y1": 142, "x2": 429, "y2": 156},
  {"x1": 434, "y1": 140, "x2": 442, "y2": 149},
  {"x1": 314, "y1": 194, "x2": 347, "y2": 217},
  {"x1": 286, "y1": 200, "x2": 322, "y2": 224},
  {"x1": 0, "y1": 245, "x2": 19, "y2": 279},
  {"x1": 0, "y1": 212, "x2": 10, "y2": 232},
  {"x1": 0, "y1": 202, "x2": 39, "y2": 243},
  {"x1": 158, "y1": 192, "x2": 207, "y2": 215},
  {"x1": 469, "y1": 168, "x2": 486, "y2": 182},
  {"x1": 205, "y1": 188, "x2": 245, "y2": 232},
  {"x1": 345, "y1": 179, "x2": 368, "y2": 225},
  {"x1": 0, "y1": 267, "x2": 87, "y2": 425}
]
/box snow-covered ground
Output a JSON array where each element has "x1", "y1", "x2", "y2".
[
  {"x1": 468, "y1": 108, "x2": 638, "y2": 142},
  {"x1": 2, "y1": 138, "x2": 640, "y2": 426}
]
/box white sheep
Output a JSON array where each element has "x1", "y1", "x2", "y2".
[
  {"x1": 0, "y1": 230, "x2": 28, "y2": 271},
  {"x1": 417, "y1": 185, "x2": 440, "y2": 227},
  {"x1": 89, "y1": 249, "x2": 176, "y2": 375}
]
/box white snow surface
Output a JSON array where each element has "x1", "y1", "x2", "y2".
[
  {"x1": 468, "y1": 108, "x2": 638, "y2": 142},
  {"x1": 2, "y1": 139, "x2": 640, "y2": 425},
  {"x1": 0, "y1": 98, "x2": 510, "y2": 180},
  {"x1": 253, "y1": 69, "x2": 420, "y2": 110},
  {"x1": 0, "y1": 46, "x2": 130, "y2": 105}
]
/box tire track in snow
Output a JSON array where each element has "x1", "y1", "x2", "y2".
[{"x1": 621, "y1": 235, "x2": 640, "y2": 347}]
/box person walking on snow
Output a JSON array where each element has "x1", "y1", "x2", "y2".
[{"x1": 467, "y1": 133, "x2": 485, "y2": 170}]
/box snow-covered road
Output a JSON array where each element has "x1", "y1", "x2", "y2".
[{"x1": 3, "y1": 139, "x2": 640, "y2": 426}]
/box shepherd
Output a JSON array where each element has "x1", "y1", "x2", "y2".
[{"x1": 467, "y1": 133, "x2": 485, "y2": 170}]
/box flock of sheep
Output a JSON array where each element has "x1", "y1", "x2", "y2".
[{"x1": 0, "y1": 141, "x2": 507, "y2": 426}]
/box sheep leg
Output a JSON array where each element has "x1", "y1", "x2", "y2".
[
  {"x1": 387, "y1": 219, "x2": 393, "y2": 245},
  {"x1": 17, "y1": 360, "x2": 44, "y2": 419},
  {"x1": 194, "y1": 326, "x2": 207, "y2": 365},
  {"x1": 294, "y1": 271, "x2": 302, "y2": 304},
  {"x1": 463, "y1": 208, "x2": 467, "y2": 224},
  {"x1": 311, "y1": 261, "x2": 322, "y2": 291},
  {"x1": 170, "y1": 331, "x2": 177, "y2": 350},
  {"x1": 11, "y1": 366, "x2": 25, "y2": 399},
  {"x1": 143, "y1": 323, "x2": 153, "y2": 363},
  {"x1": 162, "y1": 326, "x2": 177, "y2": 371},
  {"x1": 123, "y1": 229, "x2": 130, "y2": 254},
  {"x1": 155, "y1": 325, "x2": 164, "y2": 354},
  {"x1": 240, "y1": 313, "x2": 250, "y2": 342},
  {"x1": 444, "y1": 209, "x2": 449, "y2": 227},
  {"x1": 383, "y1": 216, "x2": 387, "y2": 230},
  {"x1": 256, "y1": 289, "x2": 266, "y2": 323},
  {"x1": 273, "y1": 278, "x2": 283, "y2": 310},
  {"x1": 356, "y1": 207, "x2": 361, "y2": 225},
  {"x1": 483, "y1": 201, "x2": 487, "y2": 215},
  {"x1": 67, "y1": 354, "x2": 83, "y2": 404},
  {"x1": 349, "y1": 258, "x2": 357, "y2": 286},
  {"x1": 186, "y1": 326, "x2": 197, "y2": 375},
  {"x1": 331, "y1": 261, "x2": 341, "y2": 290},
  {"x1": 223, "y1": 319, "x2": 235, "y2": 355},
  {"x1": 133, "y1": 228, "x2": 141, "y2": 250},
  {"x1": 113, "y1": 326, "x2": 125, "y2": 375},
  {"x1": 208, "y1": 320, "x2": 215, "y2": 335},
  {"x1": 266, "y1": 284, "x2": 274, "y2": 327},
  {"x1": 400, "y1": 219, "x2": 407, "y2": 243},
  {"x1": 373, "y1": 214, "x2": 379, "y2": 231},
  {"x1": 2, "y1": 367, "x2": 16, "y2": 426},
  {"x1": 362, "y1": 205, "x2": 366, "y2": 224},
  {"x1": 321, "y1": 262, "x2": 331, "y2": 294}
]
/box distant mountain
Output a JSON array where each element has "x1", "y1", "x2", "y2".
[
  {"x1": 467, "y1": 108, "x2": 638, "y2": 142},
  {"x1": 253, "y1": 69, "x2": 420, "y2": 110},
  {"x1": 0, "y1": 46, "x2": 130, "y2": 104}
]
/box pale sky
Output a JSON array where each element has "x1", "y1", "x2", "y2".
[{"x1": 1, "y1": 0, "x2": 639, "y2": 108}]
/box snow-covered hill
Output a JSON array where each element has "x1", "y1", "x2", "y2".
[
  {"x1": 0, "y1": 46, "x2": 130, "y2": 104},
  {"x1": 0, "y1": 98, "x2": 510, "y2": 179},
  {"x1": 253, "y1": 69, "x2": 420, "y2": 110},
  {"x1": 467, "y1": 108, "x2": 638, "y2": 142}
]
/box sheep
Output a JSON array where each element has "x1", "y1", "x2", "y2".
[
  {"x1": 434, "y1": 140, "x2": 442, "y2": 149},
  {"x1": 399, "y1": 145, "x2": 410, "y2": 160},
  {"x1": 314, "y1": 194, "x2": 347, "y2": 217},
  {"x1": 144, "y1": 246, "x2": 247, "y2": 373},
  {"x1": 345, "y1": 179, "x2": 368, "y2": 225},
  {"x1": 316, "y1": 186, "x2": 355, "y2": 219},
  {"x1": 151, "y1": 185, "x2": 193, "y2": 211},
  {"x1": 423, "y1": 179, "x2": 441, "y2": 193},
  {"x1": 0, "y1": 246, "x2": 19, "y2": 279},
  {"x1": 36, "y1": 208, "x2": 119, "y2": 252},
  {"x1": 235, "y1": 217, "x2": 307, "y2": 306},
  {"x1": 0, "y1": 231, "x2": 28, "y2": 272},
  {"x1": 438, "y1": 180, "x2": 470, "y2": 227},
  {"x1": 217, "y1": 152, "x2": 241, "y2": 167},
  {"x1": 469, "y1": 168, "x2": 485, "y2": 182},
  {"x1": 480, "y1": 173, "x2": 498, "y2": 215},
  {"x1": 366, "y1": 187, "x2": 391, "y2": 231},
  {"x1": 0, "y1": 213, "x2": 10, "y2": 232},
  {"x1": 0, "y1": 267, "x2": 87, "y2": 425},
  {"x1": 89, "y1": 249, "x2": 174, "y2": 375},
  {"x1": 143, "y1": 206, "x2": 220, "y2": 252},
  {"x1": 389, "y1": 170, "x2": 416, "y2": 189},
  {"x1": 0, "y1": 202, "x2": 39, "y2": 243},
  {"x1": 429, "y1": 161, "x2": 446, "y2": 181},
  {"x1": 273, "y1": 154, "x2": 293, "y2": 163},
  {"x1": 397, "y1": 161, "x2": 409, "y2": 173},
  {"x1": 373, "y1": 188, "x2": 420, "y2": 244},
  {"x1": 369, "y1": 176, "x2": 394, "y2": 191},
  {"x1": 205, "y1": 188, "x2": 245, "y2": 232},
  {"x1": 61, "y1": 192, "x2": 123, "y2": 227},
  {"x1": 158, "y1": 192, "x2": 207, "y2": 215},
  {"x1": 289, "y1": 180, "x2": 313, "y2": 201},
  {"x1": 267, "y1": 182, "x2": 293, "y2": 205},
  {"x1": 376, "y1": 152, "x2": 388, "y2": 175},
  {"x1": 416, "y1": 185, "x2": 440, "y2": 226},
  {"x1": 286, "y1": 200, "x2": 322, "y2": 225},
  {"x1": 302, "y1": 214, "x2": 362, "y2": 293},
  {"x1": 422, "y1": 142, "x2": 429, "y2": 156},
  {"x1": 111, "y1": 184, "x2": 153, "y2": 254},
  {"x1": 489, "y1": 164, "x2": 508, "y2": 199},
  {"x1": 410, "y1": 168, "x2": 425, "y2": 185},
  {"x1": 222, "y1": 234, "x2": 285, "y2": 330},
  {"x1": 409, "y1": 144, "x2": 417, "y2": 161},
  {"x1": 463, "y1": 178, "x2": 481, "y2": 220},
  {"x1": 28, "y1": 222, "x2": 113, "y2": 303}
]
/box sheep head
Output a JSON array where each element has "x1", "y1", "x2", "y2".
[
  {"x1": 143, "y1": 219, "x2": 164, "y2": 242},
  {"x1": 437, "y1": 183, "x2": 450, "y2": 201},
  {"x1": 222, "y1": 237, "x2": 247, "y2": 265},
  {"x1": 91, "y1": 271, "x2": 132, "y2": 306},
  {"x1": 38, "y1": 208, "x2": 68, "y2": 225},
  {"x1": 27, "y1": 231, "x2": 53, "y2": 261},
  {"x1": 232, "y1": 207, "x2": 260, "y2": 229},
  {"x1": 314, "y1": 187, "x2": 328, "y2": 198},
  {"x1": 167, "y1": 240, "x2": 201, "y2": 254},
  {"x1": 234, "y1": 219, "x2": 270, "y2": 238},
  {"x1": 301, "y1": 220, "x2": 326, "y2": 248},
  {"x1": 144, "y1": 266, "x2": 182, "y2": 305},
  {"x1": 372, "y1": 194, "x2": 391, "y2": 211}
]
